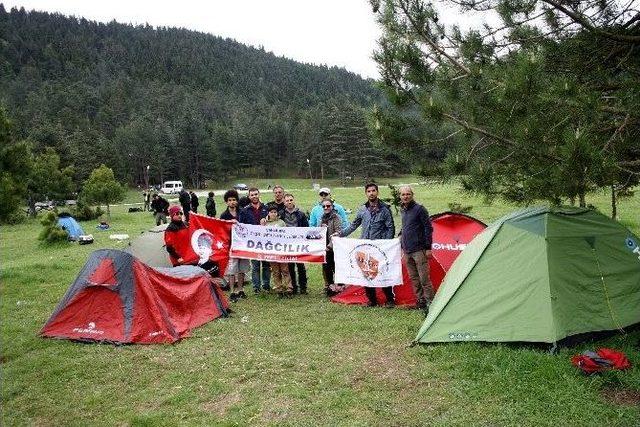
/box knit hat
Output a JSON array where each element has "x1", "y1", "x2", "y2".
[{"x1": 168, "y1": 205, "x2": 182, "y2": 216}]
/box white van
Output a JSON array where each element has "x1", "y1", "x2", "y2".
[{"x1": 160, "y1": 181, "x2": 183, "y2": 194}]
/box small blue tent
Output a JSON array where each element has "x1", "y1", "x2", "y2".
[{"x1": 57, "y1": 213, "x2": 85, "y2": 240}]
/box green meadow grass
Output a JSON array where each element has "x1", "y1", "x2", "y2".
[{"x1": 2, "y1": 179, "x2": 639, "y2": 426}]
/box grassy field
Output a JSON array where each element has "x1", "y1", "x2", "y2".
[{"x1": 2, "y1": 179, "x2": 640, "y2": 426}]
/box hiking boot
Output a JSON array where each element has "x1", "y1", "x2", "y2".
[
  {"x1": 384, "y1": 300, "x2": 395, "y2": 309},
  {"x1": 253, "y1": 288, "x2": 261, "y2": 295},
  {"x1": 238, "y1": 291, "x2": 247, "y2": 299},
  {"x1": 366, "y1": 300, "x2": 378, "y2": 307},
  {"x1": 229, "y1": 293, "x2": 239, "y2": 303},
  {"x1": 300, "y1": 288, "x2": 308, "y2": 295}
]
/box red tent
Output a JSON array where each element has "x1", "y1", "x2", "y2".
[
  {"x1": 41, "y1": 249, "x2": 229, "y2": 344},
  {"x1": 331, "y1": 212, "x2": 486, "y2": 308}
]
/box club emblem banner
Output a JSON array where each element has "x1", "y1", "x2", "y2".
[
  {"x1": 230, "y1": 223, "x2": 327, "y2": 263},
  {"x1": 333, "y1": 237, "x2": 403, "y2": 287}
]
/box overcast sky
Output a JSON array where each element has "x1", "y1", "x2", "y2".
[{"x1": 3, "y1": 0, "x2": 385, "y2": 79}]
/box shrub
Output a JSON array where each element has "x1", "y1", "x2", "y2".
[
  {"x1": 38, "y1": 211, "x2": 69, "y2": 244},
  {"x1": 448, "y1": 202, "x2": 473, "y2": 214},
  {"x1": 70, "y1": 201, "x2": 104, "y2": 221}
]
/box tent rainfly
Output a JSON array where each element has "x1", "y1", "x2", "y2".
[
  {"x1": 415, "y1": 206, "x2": 640, "y2": 345},
  {"x1": 41, "y1": 249, "x2": 229, "y2": 344}
]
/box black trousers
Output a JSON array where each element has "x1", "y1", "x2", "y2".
[
  {"x1": 365, "y1": 286, "x2": 394, "y2": 305},
  {"x1": 288, "y1": 263, "x2": 308, "y2": 292}
]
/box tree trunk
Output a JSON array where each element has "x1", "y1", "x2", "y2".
[
  {"x1": 579, "y1": 192, "x2": 586, "y2": 208},
  {"x1": 106, "y1": 204, "x2": 111, "y2": 219},
  {"x1": 611, "y1": 184, "x2": 617, "y2": 220}
]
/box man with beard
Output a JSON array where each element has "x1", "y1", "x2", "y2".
[
  {"x1": 338, "y1": 183, "x2": 396, "y2": 307},
  {"x1": 238, "y1": 187, "x2": 270, "y2": 293}
]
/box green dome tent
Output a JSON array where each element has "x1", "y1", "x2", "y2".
[{"x1": 415, "y1": 206, "x2": 640, "y2": 345}]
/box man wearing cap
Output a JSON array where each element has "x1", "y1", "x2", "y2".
[
  {"x1": 309, "y1": 187, "x2": 349, "y2": 231},
  {"x1": 338, "y1": 182, "x2": 396, "y2": 307},
  {"x1": 164, "y1": 205, "x2": 190, "y2": 266}
]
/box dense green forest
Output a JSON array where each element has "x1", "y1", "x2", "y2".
[{"x1": 0, "y1": 5, "x2": 407, "y2": 188}]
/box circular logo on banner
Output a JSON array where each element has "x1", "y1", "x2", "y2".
[
  {"x1": 235, "y1": 224, "x2": 248, "y2": 239},
  {"x1": 191, "y1": 229, "x2": 214, "y2": 264},
  {"x1": 348, "y1": 243, "x2": 390, "y2": 281}
]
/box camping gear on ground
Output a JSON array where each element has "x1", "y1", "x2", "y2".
[
  {"x1": 78, "y1": 234, "x2": 94, "y2": 245},
  {"x1": 571, "y1": 348, "x2": 631, "y2": 374},
  {"x1": 109, "y1": 234, "x2": 130, "y2": 240},
  {"x1": 331, "y1": 212, "x2": 486, "y2": 307},
  {"x1": 40, "y1": 249, "x2": 229, "y2": 344},
  {"x1": 96, "y1": 222, "x2": 110, "y2": 230},
  {"x1": 57, "y1": 213, "x2": 85, "y2": 241},
  {"x1": 126, "y1": 224, "x2": 171, "y2": 268},
  {"x1": 415, "y1": 206, "x2": 640, "y2": 345}
]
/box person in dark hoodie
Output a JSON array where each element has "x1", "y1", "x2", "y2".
[
  {"x1": 281, "y1": 193, "x2": 309, "y2": 294},
  {"x1": 178, "y1": 189, "x2": 191, "y2": 222},
  {"x1": 399, "y1": 185, "x2": 433, "y2": 312},
  {"x1": 190, "y1": 191, "x2": 200, "y2": 214},
  {"x1": 338, "y1": 182, "x2": 396, "y2": 307},
  {"x1": 205, "y1": 191, "x2": 217, "y2": 217}
]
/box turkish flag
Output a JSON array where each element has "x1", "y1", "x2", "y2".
[{"x1": 187, "y1": 213, "x2": 233, "y2": 276}]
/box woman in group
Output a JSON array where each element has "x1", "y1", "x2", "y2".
[{"x1": 320, "y1": 199, "x2": 342, "y2": 296}]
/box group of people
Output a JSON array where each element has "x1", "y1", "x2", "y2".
[
  {"x1": 162, "y1": 183, "x2": 435, "y2": 311},
  {"x1": 148, "y1": 190, "x2": 217, "y2": 226}
]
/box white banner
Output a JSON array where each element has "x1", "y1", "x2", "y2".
[
  {"x1": 230, "y1": 223, "x2": 327, "y2": 263},
  {"x1": 333, "y1": 237, "x2": 403, "y2": 287}
]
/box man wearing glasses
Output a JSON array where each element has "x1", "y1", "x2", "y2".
[{"x1": 309, "y1": 187, "x2": 349, "y2": 231}]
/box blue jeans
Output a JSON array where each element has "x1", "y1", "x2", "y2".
[{"x1": 251, "y1": 260, "x2": 271, "y2": 291}]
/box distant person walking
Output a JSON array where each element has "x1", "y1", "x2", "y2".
[
  {"x1": 238, "y1": 187, "x2": 270, "y2": 293},
  {"x1": 206, "y1": 192, "x2": 217, "y2": 217},
  {"x1": 143, "y1": 191, "x2": 151, "y2": 212},
  {"x1": 150, "y1": 193, "x2": 169, "y2": 226},
  {"x1": 281, "y1": 193, "x2": 309, "y2": 294},
  {"x1": 399, "y1": 185, "x2": 433, "y2": 312},
  {"x1": 179, "y1": 189, "x2": 191, "y2": 222},
  {"x1": 190, "y1": 191, "x2": 200, "y2": 214},
  {"x1": 338, "y1": 183, "x2": 396, "y2": 307}
]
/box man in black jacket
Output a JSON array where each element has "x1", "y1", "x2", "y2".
[
  {"x1": 281, "y1": 193, "x2": 309, "y2": 294},
  {"x1": 190, "y1": 191, "x2": 200, "y2": 214},
  {"x1": 399, "y1": 185, "x2": 433, "y2": 311},
  {"x1": 179, "y1": 189, "x2": 191, "y2": 222},
  {"x1": 150, "y1": 193, "x2": 169, "y2": 226}
]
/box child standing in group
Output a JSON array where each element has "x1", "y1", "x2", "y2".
[{"x1": 264, "y1": 205, "x2": 292, "y2": 297}]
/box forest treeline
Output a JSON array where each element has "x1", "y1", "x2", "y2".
[{"x1": 0, "y1": 5, "x2": 406, "y2": 188}]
